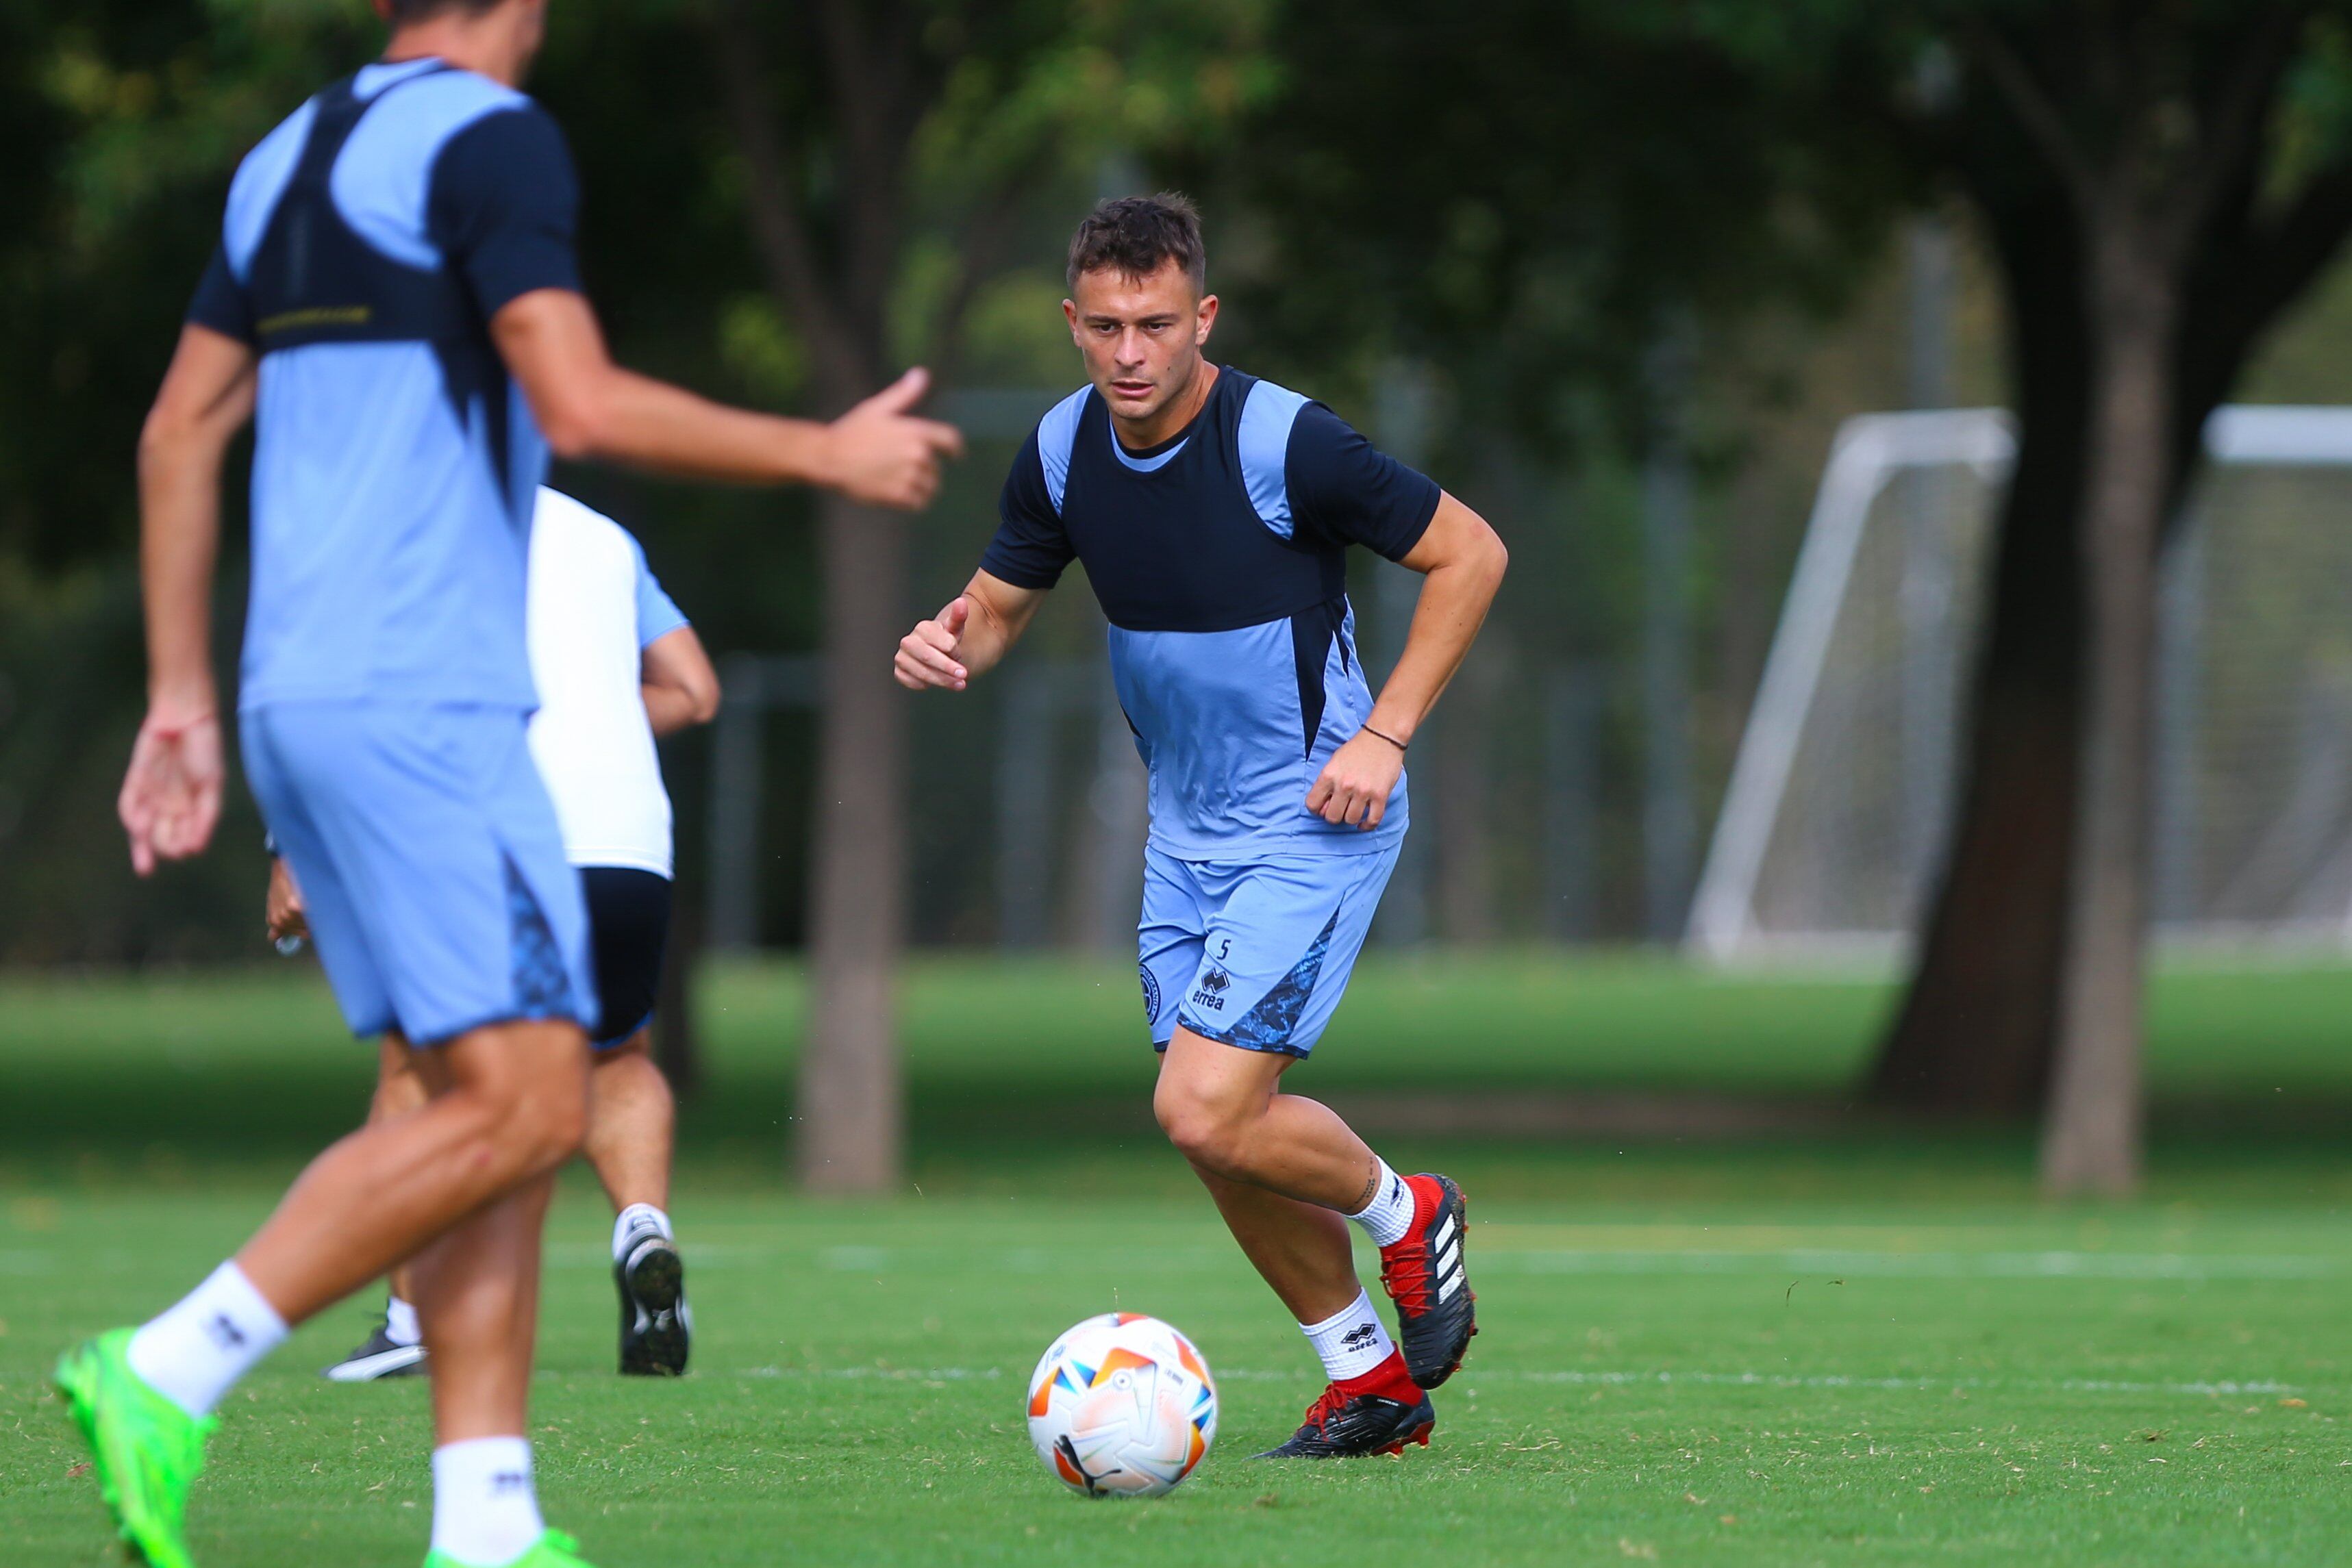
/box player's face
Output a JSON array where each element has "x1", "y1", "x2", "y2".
[{"x1": 1064, "y1": 262, "x2": 1220, "y2": 427}]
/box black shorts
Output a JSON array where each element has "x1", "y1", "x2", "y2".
[{"x1": 581, "y1": 866, "x2": 672, "y2": 1050}]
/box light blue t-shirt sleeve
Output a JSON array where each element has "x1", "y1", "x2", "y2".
[{"x1": 630, "y1": 535, "x2": 689, "y2": 648}]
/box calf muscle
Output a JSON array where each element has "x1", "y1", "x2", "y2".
[{"x1": 234, "y1": 1019, "x2": 588, "y2": 1324}]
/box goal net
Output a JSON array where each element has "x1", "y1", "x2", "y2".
[{"x1": 1688, "y1": 405, "x2": 2352, "y2": 963}]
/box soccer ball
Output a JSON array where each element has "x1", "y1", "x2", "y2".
[{"x1": 1025, "y1": 1313, "x2": 1218, "y2": 1497}]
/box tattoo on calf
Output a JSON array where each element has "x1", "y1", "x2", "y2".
[{"x1": 1351, "y1": 1165, "x2": 1380, "y2": 1214}]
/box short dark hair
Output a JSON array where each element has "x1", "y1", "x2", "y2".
[
  {"x1": 1066, "y1": 193, "x2": 1207, "y2": 294},
  {"x1": 384, "y1": 0, "x2": 507, "y2": 25}
]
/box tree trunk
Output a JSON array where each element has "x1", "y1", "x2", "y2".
[
  {"x1": 1868, "y1": 197, "x2": 2089, "y2": 1112},
  {"x1": 797, "y1": 494, "x2": 908, "y2": 1193},
  {"x1": 2038, "y1": 223, "x2": 2177, "y2": 1196}
]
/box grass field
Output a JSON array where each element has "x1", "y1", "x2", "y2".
[{"x1": 6, "y1": 954, "x2": 2352, "y2": 1563}]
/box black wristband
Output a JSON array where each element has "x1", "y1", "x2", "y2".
[{"x1": 1362, "y1": 724, "x2": 1408, "y2": 753}]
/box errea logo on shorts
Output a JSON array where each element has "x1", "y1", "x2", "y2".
[{"x1": 1191, "y1": 965, "x2": 1231, "y2": 1012}]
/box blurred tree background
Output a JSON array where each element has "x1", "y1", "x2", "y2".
[
  {"x1": 8, "y1": 0, "x2": 2352, "y2": 1056},
  {"x1": 0, "y1": 0, "x2": 1890, "y2": 962}
]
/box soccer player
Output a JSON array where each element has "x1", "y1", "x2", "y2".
[
  {"x1": 894, "y1": 194, "x2": 1507, "y2": 1458},
  {"x1": 66, "y1": 0, "x2": 960, "y2": 1563},
  {"x1": 288, "y1": 485, "x2": 714, "y2": 1383}
]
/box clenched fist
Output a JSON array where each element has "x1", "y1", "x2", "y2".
[
  {"x1": 896, "y1": 595, "x2": 973, "y2": 691},
  {"x1": 1304, "y1": 729, "x2": 1405, "y2": 829}
]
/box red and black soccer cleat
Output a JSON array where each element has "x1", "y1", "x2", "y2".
[
  {"x1": 1377, "y1": 1172, "x2": 1477, "y2": 1388},
  {"x1": 1253, "y1": 1351, "x2": 1435, "y2": 1458}
]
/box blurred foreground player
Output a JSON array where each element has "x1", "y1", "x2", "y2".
[
  {"x1": 896, "y1": 196, "x2": 1507, "y2": 1458},
  {"x1": 64, "y1": 0, "x2": 960, "y2": 1564},
  {"x1": 284, "y1": 487, "x2": 713, "y2": 1382}
]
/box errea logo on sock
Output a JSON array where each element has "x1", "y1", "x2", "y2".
[
  {"x1": 206, "y1": 1314, "x2": 247, "y2": 1350},
  {"x1": 491, "y1": 1471, "x2": 531, "y2": 1493},
  {"x1": 1342, "y1": 1323, "x2": 1381, "y2": 1352}
]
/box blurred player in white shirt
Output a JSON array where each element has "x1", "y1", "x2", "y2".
[{"x1": 275, "y1": 487, "x2": 717, "y2": 1380}]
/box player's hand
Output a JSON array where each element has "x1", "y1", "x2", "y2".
[
  {"x1": 1305, "y1": 729, "x2": 1405, "y2": 830},
  {"x1": 895, "y1": 595, "x2": 973, "y2": 691},
  {"x1": 266, "y1": 857, "x2": 308, "y2": 943},
  {"x1": 118, "y1": 701, "x2": 224, "y2": 876},
  {"x1": 823, "y1": 368, "x2": 966, "y2": 511}
]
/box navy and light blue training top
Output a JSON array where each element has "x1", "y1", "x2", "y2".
[
  {"x1": 984, "y1": 368, "x2": 1440, "y2": 858},
  {"x1": 186, "y1": 57, "x2": 580, "y2": 711}
]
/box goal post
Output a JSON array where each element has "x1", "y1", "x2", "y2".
[{"x1": 1688, "y1": 404, "x2": 2352, "y2": 964}]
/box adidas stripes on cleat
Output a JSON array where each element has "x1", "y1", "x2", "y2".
[
  {"x1": 615, "y1": 1224, "x2": 690, "y2": 1377},
  {"x1": 1377, "y1": 1172, "x2": 1477, "y2": 1388},
  {"x1": 1254, "y1": 1351, "x2": 1434, "y2": 1458},
  {"x1": 323, "y1": 1320, "x2": 427, "y2": 1382}
]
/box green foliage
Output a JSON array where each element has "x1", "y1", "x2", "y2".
[{"x1": 1216, "y1": 0, "x2": 1917, "y2": 459}]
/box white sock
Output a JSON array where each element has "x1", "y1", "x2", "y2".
[
  {"x1": 611, "y1": 1202, "x2": 673, "y2": 1262},
  {"x1": 124, "y1": 1261, "x2": 290, "y2": 1419},
  {"x1": 1300, "y1": 1289, "x2": 1397, "y2": 1382},
  {"x1": 384, "y1": 1295, "x2": 422, "y2": 1349},
  {"x1": 1347, "y1": 1159, "x2": 1418, "y2": 1248},
  {"x1": 430, "y1": 1437, "x2": 545, "y2": 1567}
]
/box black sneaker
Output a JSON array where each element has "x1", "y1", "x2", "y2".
[
  {"x1": 1255, "y1": 1379, "x2": 1436, "y2": 1458},
  {"x1": 322, "y1": 1320, "x2": 427, "y2": 1382},
  {"x1": 1377, "y1": 1172, "x2": 1477, "y2": 1388},
  {"x1": 616, "y1": 1226, "x2": 690, "y2": 1376}
]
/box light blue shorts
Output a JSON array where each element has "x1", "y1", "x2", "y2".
[
  {"x1": 1138, "y1": 842, "x2": 1400, "y2": 1059},
  {"x1": 242, "y1": 701, "x2": 596, "y2": 1046}
]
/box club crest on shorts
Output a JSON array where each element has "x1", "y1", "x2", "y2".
[{"x1": 1139, "y1": 962, "x2": 1162, "y2": 1024}]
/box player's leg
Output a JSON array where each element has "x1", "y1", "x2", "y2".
[
  {"x1": 323, "y1": 1040, "x2": 434, "y2": 1382},
  {"x1": 577, "y1": 867, "x2": 688, "y2": 1376},
  {"x1": 408, "y1": 1175, "x2": 559, "y2": 1567},
  {"x1": 57, "y1": 703, "x2": 600, "y2": 1568},
  {"x1": 1147, "y1": 848, "x2": 1473, "y2": 1448},
  {"x1": 229, "y1": 1019, "x2": 585, "y2": 1320},
  {"x1": 399, "y1": 1033, "x2": 566, "y2": 1567},
  {"x1": 1158, "y1": 1031, "x2": 1476, "y2": 1395},
  {"x1": 1187, "y1": 1161, "x2": 1354, "y2": 1324},
  {"x1": 1155, "y1": 1025, "x2": 1381, "y2": 1209},
  {"x1": 1155, "y1": 1032, "x2": 1431, "y2": 1456},
  {"x1": 588, "y1": 1031, "x2": 688, "y2": 1376},
  {"x1": 58, "y1": 1017, "x2": 585, "y2": 1568},
  {"x1": 584, "y1": 1032, "x2": 673, "y2": 1213}
]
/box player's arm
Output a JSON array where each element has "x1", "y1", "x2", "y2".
[
  {"x1": 119, "y1": 323, "x2": 257, "y2": 873},
  {"x1": 640, "y1": 624, "x2": 721, "y2": 737},
  {"x1": 894, "y1": 570, "x2": 1045, "y2": 692},
  {"x1": 1306, "y1": 492, "x2": 1507, "y2": 829},
  {"x1": 492, "y1": 290, "x2": 962, "y2": 509}
]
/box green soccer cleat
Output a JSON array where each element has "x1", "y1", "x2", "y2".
[
  {"x1": 53, "y1": 1328, "x2": 215, "y2": 1568},
  {"x1": 424, "y1": 1528, "x2": 599, "y2": 1568}
]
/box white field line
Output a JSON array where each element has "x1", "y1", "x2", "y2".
[
  {"x1": 728, "y1": 1364, "x2": 2304, "y2": 1399},
  {"x1": 532, "y1": 1243, "x2": 2351, "y2": 1282},
  {"x1": 32, "y1": 1241, "x2": 2306, "y2": 1280},
  {"x1": 1506, "y1": 1369, "x2": 2301, "y2": 1398},
  {"x1": 1486, "y1": 1250, "x2": 2344, "y2": 1280}
]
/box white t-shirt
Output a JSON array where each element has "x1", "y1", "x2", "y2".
[{"x1": 525, "y1": 488, "x2": 690, "y2": 878}]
